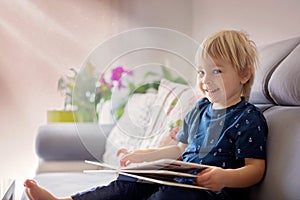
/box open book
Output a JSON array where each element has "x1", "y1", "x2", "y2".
[{"x1": 84, "y1": 159, "x2": 209, "y2": 190}]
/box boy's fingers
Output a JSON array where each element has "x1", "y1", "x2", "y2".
[
  {"x1": 119, "y1": 158, "x2": 131, "y2": 167},
  {"x1": 116, "y1": 148, "x2": 129, "y2": 156},
  {"x1": 196, "y1": 170, "x2": 211, "y2": 184}
]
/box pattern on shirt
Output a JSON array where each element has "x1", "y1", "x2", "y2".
[{"x1": 176, "y1": 97, "x2": 268, "y2": 170}]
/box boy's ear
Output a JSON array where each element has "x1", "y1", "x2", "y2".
[{"x1": 240, "y1": 67, "x2": 252, "y2": 84}]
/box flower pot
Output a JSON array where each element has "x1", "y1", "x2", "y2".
[{"x1": 47, "y1": 110, "x2": 77, "y2": 123}]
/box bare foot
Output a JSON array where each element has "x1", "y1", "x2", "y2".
[{"x1": 24, "y1": 179, "x2": 59, "y2": 200}]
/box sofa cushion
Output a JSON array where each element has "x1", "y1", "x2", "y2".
[
  {"x1": 268, "y1": 43, "x2": 300, "y2": 105},
  {"x1": 250, "y1": 36, "x2": 300, "y2": 104}
]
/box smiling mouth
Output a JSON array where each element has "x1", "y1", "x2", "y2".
[{"x1": 205, "y1": 88, "x2": 220, "y2": 94}]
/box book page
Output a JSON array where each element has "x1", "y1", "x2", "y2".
[
  {"x1": 85, "y1": 159, "x2": 209, "y2": 172},
  {"x1": 84, "y1": 159, "x2": 209, "y2": 189}
]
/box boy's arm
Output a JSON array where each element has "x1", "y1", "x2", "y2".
[
  {"x1": 224, "y1": 158, "x2": 265, "y2": 188},
  {"x1": 117, "y1": 142, "x2": 187, "y2": 167},
  {"x1": 196, "y1": 158, "x2": 265, "y2": 191}
]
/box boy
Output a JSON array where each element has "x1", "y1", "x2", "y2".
[{"x1": 24, "y1": 30, "x2": 268, "y2": 200}]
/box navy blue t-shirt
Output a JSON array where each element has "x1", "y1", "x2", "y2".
[{"x1": 176, "y1": 97, "x2": 268, "y2": 184}]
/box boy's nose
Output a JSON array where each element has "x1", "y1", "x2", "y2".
[{"x1": 201, "y1": 75, "x2": 212, "y2": 85}]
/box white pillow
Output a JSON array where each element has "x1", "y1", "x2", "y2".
[
  {"x1": 103, "y1": 79, "x2": 199, "y2": 166},
  {"x1": 140, "y1": 79, "x2": 198, "y2": 148},
  {"x1": 102, "y1": 93, "x2": 157, "y2": 166}
]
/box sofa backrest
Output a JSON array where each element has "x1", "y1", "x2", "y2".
[{"x1": 249, "y1": 36, "x2": 300, "y2": 200}]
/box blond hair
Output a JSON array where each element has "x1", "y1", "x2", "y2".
[{"x1": 200, "y1": 30, "x2": 258, "y2": 99}]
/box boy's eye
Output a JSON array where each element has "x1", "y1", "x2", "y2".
[
  {"x1": 197, "y1": 70, "x2": 205, "y2": 78},
  {"x1": 213, "y1": 69, "x2": 222, "y2": 74}
]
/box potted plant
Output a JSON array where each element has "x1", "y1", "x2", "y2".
[
  {"x1": 48, "y1": 64, "x2": 98, "y2": 122},
  {"x1": 48, "y1": 64, "x2": 133, "y2": 123}
]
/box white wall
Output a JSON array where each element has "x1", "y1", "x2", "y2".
[{"x1": 192, "y1": 0, "x2": 300, "y2": 46}]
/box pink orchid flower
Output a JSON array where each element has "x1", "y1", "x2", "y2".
[{"x1": 111, "y1": 66, "x2": 132, "y2": 89}]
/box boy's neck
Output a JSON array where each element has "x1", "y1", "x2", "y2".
[{"x1": 211, "y1": 98, "x2": 243, "y2": 110}]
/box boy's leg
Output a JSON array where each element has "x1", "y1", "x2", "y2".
[
  {"x1": 72, "y1": 180, "x2": 159, "y2": 200},
  {"x1": 146, "y1": 186, "x2": 216, "y2": 200}
]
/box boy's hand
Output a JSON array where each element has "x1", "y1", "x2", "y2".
[
  {"x1": 169, "y1": 126, "x2": 180, "y2": 140},
  {"x1": 195, "y1": 166, "x2": 227, "y2": 191},
  {"x1": 116, "y1": 145, "x2": 184, "y2": 167},
  {"x1": 117, "y1": 148, "x2": 144, "y2": 167}
]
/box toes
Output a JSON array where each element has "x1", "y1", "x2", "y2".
[{"x1": 24, "y1": 179, "x2": 37, "y2": 188}]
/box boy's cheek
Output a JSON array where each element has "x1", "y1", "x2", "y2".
[{"x1": 198, "y1": 83, "x2": 205, "y2": 94}]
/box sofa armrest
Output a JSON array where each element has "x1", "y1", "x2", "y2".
[{"x1": 36, "y1": 123, "x2": 114, "y2": 161}]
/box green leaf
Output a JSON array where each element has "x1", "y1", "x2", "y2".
[
  {"x1": 101, "y1": 90, "x2": 112, "y2": 101},
  {"x1": 161, "y1": 66, "x2": 173, "y2": 80},
  {"x1": 114, "y1": 102, "x2": 126, "y2": 120},
  {"x1": 128, "y1": 82, "x2": 136, "y2": 93},
  {"x1": 133, "y1": 84, "x2": 150, "y2": 94},
  {"x1": 144, "y1": 71, "x2": 159, "y2": 78},
  {"x1": 173, "y1": 77, "x2": 188, "y2": 85}
]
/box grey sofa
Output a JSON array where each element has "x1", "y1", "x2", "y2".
[{"x1": 24, "y1": 36, "x2": 300, "y2": 200}]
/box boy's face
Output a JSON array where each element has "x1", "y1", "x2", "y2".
[{"x1": 197, "y1": 57, "x2": 245, "y2": 109}]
